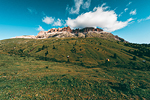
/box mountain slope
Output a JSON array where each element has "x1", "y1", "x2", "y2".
[
  {"x1": 0, "y1": 37, "x2": 150, "y2": 99},
  {"x1": 0, "y1": 37, "x2": 149, "y2": 70}
]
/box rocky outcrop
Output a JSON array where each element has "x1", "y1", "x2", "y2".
[
  {"x1": 36, "y1": 31, "x2": 48, "y2": 38},
  {"x1": 12, "y1": 26, "x2": 127, "y2": 42},
  {"x1": 114, "y1": 35, "x2": 128, "y2": 43},
  {"x1": 85, "y1": 31, "x2": 116, "y2": 41},
  {"x1": 46, "y1": 26, "x2": 102, "y2": 34},
  {"x1": 36, "y1": 26, "x2": 103, "y2": 38},
  {"x1": 35, "y1": 31, "x2": 76, "y2": 38},
  {"x1": 48, "y1": 26, "x2": 72, "y2": 33},
  {"x1": 78, "y1": 33, "x2": 85, "y2": 38},
  {"x1": 72, "y1": 27, "x2": 103, "y2": 33},
  {"x1": 47, "y1": 32, "x2": 76, "y2": 38}
]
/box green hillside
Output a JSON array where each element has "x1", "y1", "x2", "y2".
[{"x1": 0, "y1": 37, "x2": 150, "y2": 99}]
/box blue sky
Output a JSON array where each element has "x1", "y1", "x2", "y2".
[{"x1": 0, "y1": 0, "x2": 150, "y2": 43}]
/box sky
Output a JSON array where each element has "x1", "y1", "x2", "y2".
[{"x1": 0, "y1": 0, "x2": 150, "y2": 43}]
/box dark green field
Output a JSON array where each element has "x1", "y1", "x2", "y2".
[{"x1": 0, "y1": 37, "x2": 150, "y2": 99}]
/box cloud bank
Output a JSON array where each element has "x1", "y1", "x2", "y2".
[{"x1": 66, "y1": 4, "x2": 133, "y2": 32}]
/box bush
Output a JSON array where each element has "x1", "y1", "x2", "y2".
[
  {"x1": 67, "y1": 59, "x2": 70, "y2": 62},
  {"x1": 71, "y1": 47, "x2": 76, "y2": 53},
  {"x1": 42, "y1": 45, "x2": 47, "y2": 50}
]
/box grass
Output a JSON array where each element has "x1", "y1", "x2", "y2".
[{"x1": 0, "y1": 37, "x2": 150, "y2": 99}]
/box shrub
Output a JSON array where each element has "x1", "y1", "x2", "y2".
[
  {"x1": 71, "y1": 47, "x2": 76, "y2": 53},
  {"x1": 67, "y1": 59, "x2": 70, "y2": 62},
  {"x1": 42, "y1": 45, "x2": 47, "y2": 50}
]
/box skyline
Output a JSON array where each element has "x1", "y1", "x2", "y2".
[{"x1": 0, "y1": 0, "x2": 150, "y2": 43}]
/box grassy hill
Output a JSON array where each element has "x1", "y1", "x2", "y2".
[{"x1": 0, "y1": 37, "x2": 150, "y2": 99}]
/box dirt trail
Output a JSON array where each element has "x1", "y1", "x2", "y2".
[{"x1": 28, "y1": 47, "x2": 36, "y2": 54}]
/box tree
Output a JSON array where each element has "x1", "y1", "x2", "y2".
[
  {"x1": 38, "y1": 48, "x2": 42, "y2": 52},
  {"x1": 45, "y1": 51, "x2": 48, "y2": 56},
  {"x1": 133, "y1": 56, "x2": 136, "y2": 60},
  {"x1": 42, "y1": 45, "x2": 47, "y2": 50},
  {"x1": 114, "y1": 53, "x2": 117, "y2": 59},
  {"x1": 75, "y1": 41, "x2": 77, "y2": 45},
  {"x1": 53, "y1": 45, "x2": 55, "y2": 49}
]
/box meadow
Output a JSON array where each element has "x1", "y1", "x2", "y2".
[{"x1": 0, "y1": 37, "x2": 150, "y2": 99}]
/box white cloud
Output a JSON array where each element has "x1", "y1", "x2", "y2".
[
  {"x1": 66, "y1": 0, "x2": 91, "y2": 14},
  {"x1": 53, "y1": 19, "x2": 63, "y2": 26},
  {"x1": 114, "y1": 7, "x2": 118, "y2": 11},
  {"x1": 82, "y1": 0, "x2": 91, "y2": 9},
  {"x1": 130, "y1": 9, "x2": 137, "y2": 15},
  {"x1": 124, "y1": 8, "x2": 128, "y2": 12},
  {"x1": 127, "y1": 2, "x2": 132, "y2": 6},
  {"x1": 27, "y1": 8, "x2": 37, "y2": 14},
  {"x1": 118, "y1": 12, "x2": 123, "y2": 17},
  {"x1": 138, "y1": 15, "x2": 150, "y2": 23},
  {"x1": 42, "y1": 11, "x2": 46, "y2": 16},
  {"x1": 66, "y1": 4, "x2": 134, "y2": 32},
  {"x1": 37, "y1": 25, "x2": 44, "y2": 31},
  {"x1": 42, "y1": 16, "x2": 64, "y2": 26},
  {"x1": 42, "y1": 16, "x2": 54, "y2": 24},
  {"x1": 118, "y1": 8, "x2": 128, "y2": 17},
  {"x1": 137, "y1": 19, "x2": 143, "y2": 23},
  {"x1": 146, "y1": 15, "x2": 150, "y2": 20},
  {"x1": 67, "y1": 0, "x2": 83, "y2": 14}
]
